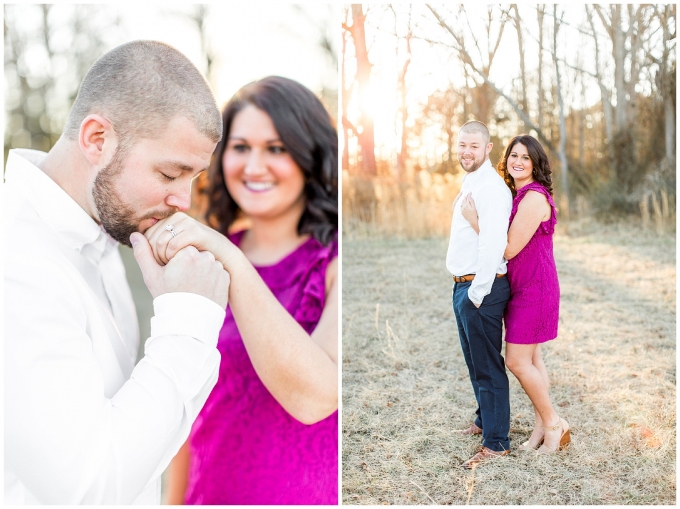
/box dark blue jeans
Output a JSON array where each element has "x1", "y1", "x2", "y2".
[{"x1": 452, "y1": 276, "x2": 511, "y2": 452}]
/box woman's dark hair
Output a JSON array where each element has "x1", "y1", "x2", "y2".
[
  {"x1": 203, "y1": 76, "x2": 338, "y2": 245},
  {"x1": 497, "y1": 134, "x2": 553, "y2": 196}
]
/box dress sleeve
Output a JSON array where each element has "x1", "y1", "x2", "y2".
[
  {"x1": 293, "y1": 238, "x2": 338, "y2": 333},
  {"x1": 4, "y1": 253, "x2": 224, "y2": 504}
]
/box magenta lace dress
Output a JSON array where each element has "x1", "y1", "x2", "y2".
[
  {"x1": 504, "y1": 182, "x2": 560, "y2": 344},
  {"x1": 184, "y1": 231, "x2": 338, "y2": 505}
]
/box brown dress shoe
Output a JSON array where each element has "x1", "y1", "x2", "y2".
[
  {"x1": 461, "y1": 446, "x2": 509, "y2": 469},
  {"x1": 454, "y1": 423, "x2": 483, "y2": 435}
]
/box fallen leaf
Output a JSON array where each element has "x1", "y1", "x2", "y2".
[{"x1": 630, "y1": 424, "x2": 662, "y2": 448}]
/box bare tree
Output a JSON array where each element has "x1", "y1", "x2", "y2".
[
  {"x1": 391, "y1": 5, "x2": 413, "y2": 180},
  {"x1": 591, "y1": 5, "x2": 655, "y2": 189},
  {"x1": 651, "y1": 4, "x2": 676, "y2": 165},
  {"x1": 511, "y1": 4, "x2": 528, "y2": 116},
  {"x1": 585, "y1": 5, "x2": 615, "y2": 176},
  {"x1": 552, "y1": 5, "x2": 569, "y2": 208},
  {"x1": 537, "y1": 5, "x2": 545, "y2": 129},
  {"x1": 341, "y1": 7, "x2": 355, "y2": 172},
  {"x1": 343, "y1": 4, "x2": 377, "y2": 175},
  {"x1": 427, "y1": 5, "x2": 557, "y2": 155}
]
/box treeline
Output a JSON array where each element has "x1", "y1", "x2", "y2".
[{"x1": 342, "y1": 4, "x2": 676, "y2": 219}]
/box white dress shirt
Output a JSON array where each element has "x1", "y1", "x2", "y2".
[
  {"x1": 446, "y1": 159, "x2": 512, "y2": 305},
  {"x1": 4, "y1": 149, "x2": 226, "y2": 504}
]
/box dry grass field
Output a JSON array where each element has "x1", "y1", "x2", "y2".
[{"x1": 341, "y1": 220, "x2": 675, "y2": 505}]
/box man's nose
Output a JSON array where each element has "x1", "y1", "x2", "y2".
[{"x1": 166, "y1": 184, "x2": 192, "y2": 211}]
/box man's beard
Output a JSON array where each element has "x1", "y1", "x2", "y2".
[
  {"x1": 92, "y1": 147, "x2": 170, "y2": 247},
  {"x1": 458, "y1": 154, "x2": 485, "y2": 173}
]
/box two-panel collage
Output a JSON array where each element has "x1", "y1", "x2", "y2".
[{"x1": 3, "y1": 2, "x2": 676, "y2": 506}]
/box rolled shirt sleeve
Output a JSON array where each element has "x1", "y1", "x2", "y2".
[
  {"x1": 468, "y1": 185, "x2": 512, "y2": 306},
  {"x1": 5, "y1": 255, "x2": 225, "y2": 504}
]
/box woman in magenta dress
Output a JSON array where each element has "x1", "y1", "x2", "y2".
[
  {"x1": 152, "y1": 76, "x2": 338, "y2": 504},
  {"x1": 461, "y1": 134, "x2": 570, "y2": 455}
]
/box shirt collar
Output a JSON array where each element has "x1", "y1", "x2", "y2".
[
  {"x1": 5, "y1": 149, "x2": 119, "y2": 262},
  {"x1": 463, "y1": 159, "x2": 494, "y2": 185}
]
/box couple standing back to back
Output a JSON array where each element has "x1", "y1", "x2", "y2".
[{"x1": 446, "y1": 121, "x2": 569, "y2": 469}]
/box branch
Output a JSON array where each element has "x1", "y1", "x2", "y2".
[{"x1": 427, "y1": 4, "x2": 556, "y2": 154}]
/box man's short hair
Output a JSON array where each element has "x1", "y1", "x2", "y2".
[
  {"x1": 63, "y1": 40, "x2": 222, "y2": 152},
  {"x1": 459, "y1": 120, "x2": 490, "y2": 145}
]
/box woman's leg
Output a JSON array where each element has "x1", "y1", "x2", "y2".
[
  {"x1": 506, "y1": 343, "x2": 562, "y2": 450},
  {"x1": 532, "y1": 344, "x2": 550, "y2": 392},
  {"x1": 531, "y1": 345, "x2": 549, "y2": 426}
]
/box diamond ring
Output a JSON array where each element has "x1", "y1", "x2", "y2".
[{"x1": 165, "y1": 224, "x2": 177, "y2": 237}]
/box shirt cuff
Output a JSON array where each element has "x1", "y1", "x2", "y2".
[
  {"x1": 150, "y1": 292, "x2": 226, "y2": 344},
  {"x1": 467, "y1": 286, "x2": 484, "y2": 306}
]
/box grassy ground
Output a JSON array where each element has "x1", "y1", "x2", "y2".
[{"x1": 341, "y1": 220, "x2": 675, "y2": 505}]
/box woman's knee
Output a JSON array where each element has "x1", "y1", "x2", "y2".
[{"x1": 505, "y1": 349, "x2": 532, "y2": 375}]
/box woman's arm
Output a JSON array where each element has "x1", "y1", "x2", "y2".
[
  {"x1": 460, "y1": 193, "x2": 480, "y2": 234},
  {"x1": 225, "y1": 252, "x2": 338, "y2": 424},
  {"x1": 504, "y1": 190, "x2": 551, "y2": 260},
  {"x1": 165, "y1": 441, "x2": 190, "y2": 505},
  {"x1": 145, "y1": 213, "x2": 338, "y2": 425}
]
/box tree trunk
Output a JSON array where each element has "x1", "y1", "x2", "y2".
[
  {"x1": 553, "y1": 6, "x2": 569, "y2": 211},
  {"x1": 586, "y1": 5, "x2": 614, "y2": 175},
  {"x1": 349, "y1": 4, "x2": 377, "y2": 176},
  {"x1": 395, "y1": 8, "x2": 412, "y2": 180},
  {"x1": 512, "y1": 5, "x2": 528, "y2": 117},
  {"x1": 658, "y1": 5, "x2": 676, "y2": 164},
  {"x1": 341, "y1": 23, "x2": 350, "y2": 171}
]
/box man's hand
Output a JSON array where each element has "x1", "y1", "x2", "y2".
[{"x1": 131, "y1": 232, "x2": 230, "y2": 308}]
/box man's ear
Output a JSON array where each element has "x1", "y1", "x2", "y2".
[
  {"x1": 486, "y1": 142, "x2": 493, "y2": 158},
  {"x1": 79, "y1": 114, "x2": 117, "y2": 166}
]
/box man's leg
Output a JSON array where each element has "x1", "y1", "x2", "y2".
[
  {"x1": 453, "y1": 283, "x2": 482, "y2": 430},
  {"x1": 456, "y1": 277, "x2": 511, "y2": 452}
]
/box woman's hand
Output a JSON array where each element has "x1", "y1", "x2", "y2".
[
  {"x1": 144, "y1": 212, "x2": 238, "y2": 270},
  {"x1": 460, "y1": 193, "x2": 480, "y2": 234}
]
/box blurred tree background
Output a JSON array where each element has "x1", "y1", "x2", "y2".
[
  {"x1": 342, "y1": 4, "x2": 675, "y2": 237},
  {"x1": 4, "y1": 4, "x2": 338, "y2": 162}
]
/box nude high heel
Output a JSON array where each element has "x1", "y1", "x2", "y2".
[
  {"x1": 518, "y1": 437, "x2": 543, "y2": 451},
  {"x1": 536, "y1": 417, "x2": 570, "y2": 454}
]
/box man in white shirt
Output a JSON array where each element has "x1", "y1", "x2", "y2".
[
  {"x1": 5, "y1": 41, "x2": 231, "y2": 504},
  {"x1": 446, "y1": 121, "x2": 513, "y2": 468}
]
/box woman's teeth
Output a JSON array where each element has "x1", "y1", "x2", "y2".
[{"x1": 245, "y1": 181, "x2": 274, "y2": 191}]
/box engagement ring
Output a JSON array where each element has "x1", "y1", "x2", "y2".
[{"x1": 165, "y1": 224, "x2": 177, "y2": 237}]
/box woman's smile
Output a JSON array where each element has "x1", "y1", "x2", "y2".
[{"x1": 243, "y1": 180, "x2": 275, "y2": 193}]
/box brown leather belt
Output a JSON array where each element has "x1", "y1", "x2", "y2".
[{"x1": 452, "y1": 273, "x2": 506, "y2": 283}]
